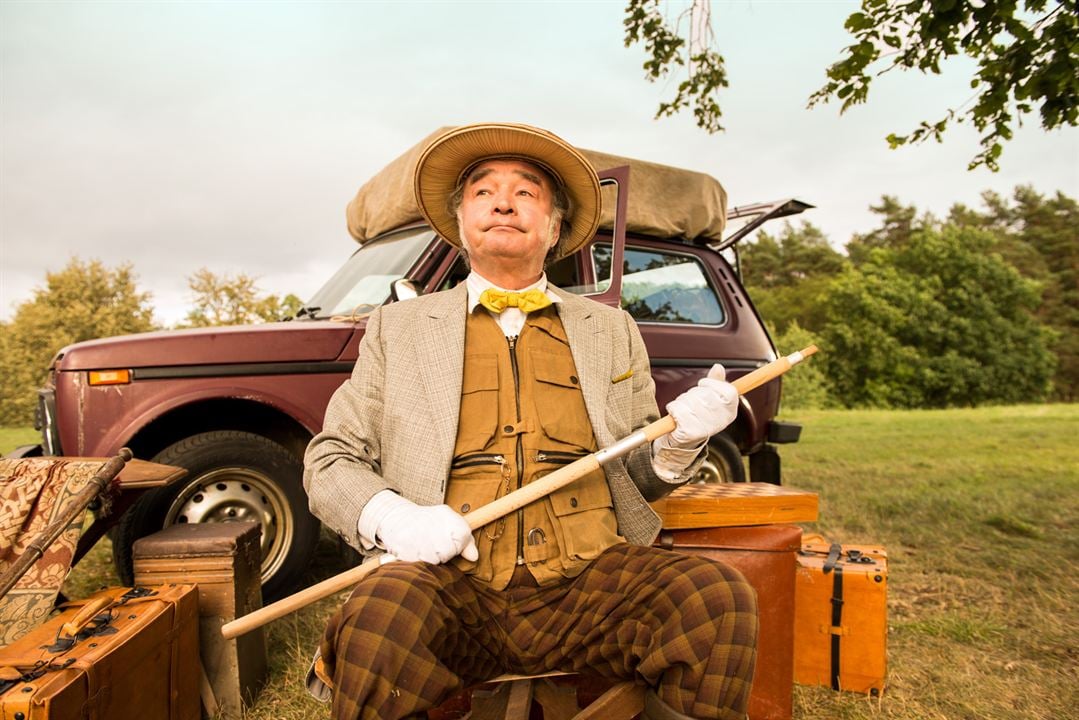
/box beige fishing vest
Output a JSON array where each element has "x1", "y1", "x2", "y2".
[{"x1": 445, "y1": 306, "x2": 625, "y2": 590}]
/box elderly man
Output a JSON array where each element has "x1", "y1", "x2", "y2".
[{"x1": 304, "y1": 123, "x2": 757, "y2": 720}]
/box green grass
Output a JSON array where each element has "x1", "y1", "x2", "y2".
[
  {"x1": 6, "y1": 406, "x2": 1078, "y2": 719},
  {"x1": 784, "y1": 405, "x2": 1079, "y2": 720},
  {"x1": 0, "y1": 426, "x2": 40, "y2": 456}
]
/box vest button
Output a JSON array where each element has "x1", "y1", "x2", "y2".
[
  {"x1": 570, "y1": 497, "x2": 578, "y2": 508},
  {"x1": 570, "y1": 375, "x2": 579, "y2": 384},
  {"x1": 503, "y1": 425, "x2": 514, "y2": 433},
  {"x1": 461, "y1": 503, "x2": 471, "y2": 513}
]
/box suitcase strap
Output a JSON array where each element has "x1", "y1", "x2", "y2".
[
  {"x1": 829, "y1": 559, "x2": 844, "y2": 691},
  {"x1": 816, "y1": 543, "x2": 844, "y2": 690},
  {"x1": 818, "y1": 544, "x2": 875, "y2": 691},
  {"x1": 0, "y1": 657, "x2": 78, "y2": 694}
]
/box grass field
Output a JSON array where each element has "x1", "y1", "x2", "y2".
[
  {"x1": 0, "y1": 427, "x2": 39, "y2": 455},
  {"x1": 3, "y1": 405, "x2": 1077, "y2": 719},
  {"x1": 781, "y1": 406, "x2": 1078, "y2": 720}
]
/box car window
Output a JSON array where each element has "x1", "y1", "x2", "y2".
[
  {"x1": 589, "y1": 243, "x2": 725, "y2": 325},
  {"x1": 306, "y1": 228, "x2": 435, "y2": 318}
]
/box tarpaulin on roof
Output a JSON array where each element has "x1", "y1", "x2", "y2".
[{"x1": 345, "y1": 127, "x2": 727, "y2": 244}]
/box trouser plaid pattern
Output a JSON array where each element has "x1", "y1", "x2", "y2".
[{"x1": 321, "y1": 543, "x2": 758, "y2": 720}]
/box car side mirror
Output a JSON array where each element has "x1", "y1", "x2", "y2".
[{"x1": 391, "y1": 278, "x2": 422, "y2": 302}]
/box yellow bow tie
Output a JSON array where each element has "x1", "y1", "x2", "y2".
[{"x1": 478, "y1": 288, "x2": 553, "y2": 314}]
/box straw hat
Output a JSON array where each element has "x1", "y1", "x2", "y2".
[{"x1": 413, "y1": 123, "x2": 602, "y2": 259}]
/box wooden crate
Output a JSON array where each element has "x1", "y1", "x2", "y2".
[{"x1": 134, "y1": 523, "x2": 266, "y2": 716}]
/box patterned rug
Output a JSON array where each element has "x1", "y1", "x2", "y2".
[{"x1": 0, "y1": 458, "x2": 101, "y2": 646}]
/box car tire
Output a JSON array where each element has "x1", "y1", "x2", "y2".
[
  {"x1": 111, "y1": 430, "x2": 320, "y2": 603},
  {"x1": 691, "y1": 434, "x2": 747, "y2": 484}
]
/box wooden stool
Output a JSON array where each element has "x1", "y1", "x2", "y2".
[
  {"x1": 313, "y1": 656, "x2": 644, "y2": 719},
  {"x1": 466, "y1": 673, "x2": 644, "y2": 720}
]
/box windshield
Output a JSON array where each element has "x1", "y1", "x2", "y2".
[{"x1": 305, "y1": 227, "x2": 435, "y2": 318}]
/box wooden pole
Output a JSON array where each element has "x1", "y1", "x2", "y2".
[
  {"x1": 221, "y1": 346, "x2": 818, "y2": 639},
  {"x1": 0, "y1": 448, "x2": 133, "y2": 599}
]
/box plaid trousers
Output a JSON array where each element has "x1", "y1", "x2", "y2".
[{"x1": 321, "y1": 543, "x2": 758, "y2": 720}]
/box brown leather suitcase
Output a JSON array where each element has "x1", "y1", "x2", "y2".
[
  {"x1": 134, "y1": 523, "x2": 267, "y2": 716},
  {"x1": 656, "y1": 524, "x2": 801, "y2": 720},
  {"x1": 0, "y1": 584, "x2": 200, "y2": 720},
  {"x1": 794, "y1": 540, "x2": 887, "y2": 695}
]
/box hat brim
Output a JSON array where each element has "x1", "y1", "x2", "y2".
[{"x1": 414, "y1": 123, "x2": 602, "y2": 260}]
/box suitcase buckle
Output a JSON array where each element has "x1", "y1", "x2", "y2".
[
  {"x1": 120, "y1": 586, "x2": 156, "y2": 602},
  {"x1": 46, "y1": 614, "x2": 119, "y2": 653}
]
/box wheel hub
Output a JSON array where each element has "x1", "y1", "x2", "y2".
[
  {"x1": 163, "y1": 467, "x2": 294, "y2": 581},
  {"x1": 692, "y1": 446, "x2": 732, "y2": 484}
]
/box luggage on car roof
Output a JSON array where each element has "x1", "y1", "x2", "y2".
[{"x1": 346, "y1": 126, "x2": 728, "y2": 245}]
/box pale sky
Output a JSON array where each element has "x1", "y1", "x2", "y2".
[{"x1": 2, "y1": 0, "x2": 1076, "y2": 326}]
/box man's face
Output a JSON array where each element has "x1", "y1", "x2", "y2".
[{"x1": 456, "y1": 159, "x2": 561, "y2": 281}]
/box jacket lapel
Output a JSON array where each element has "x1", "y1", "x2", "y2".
[
  {"x1": 553, "y1": 289, "x2": 614, "y2": 445},
  {"x1": 414, "y1": 284, "x2": 467, "y2": 475}
]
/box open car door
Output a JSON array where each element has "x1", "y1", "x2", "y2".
[
  {"x1": 714, "y1": 198, "x2": 814, "y2": 279},
  {"x1": 574, "y1": 166, "x2": 630, "y2": 308}
]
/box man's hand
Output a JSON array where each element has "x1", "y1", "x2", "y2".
[
  {"x1": 365, "y1": 491, "x2": 479, "y2": 564},
  {"x1": 651, "y1": 364, "x2": 738, "y2": 480},
  {"x1": 666, "y1": 364, "x2": 739, "y2": 447}
]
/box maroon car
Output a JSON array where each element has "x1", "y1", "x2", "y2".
[{"x1": 25, "y1": 145, "x2": 808, "y2": 600}]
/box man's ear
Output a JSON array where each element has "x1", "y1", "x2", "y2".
[
  {"x1": 457, "y1": 217, "x2": 472, "y2": 257},
  {"x1": 547, "y1": 214, "x2": 562, "y2": 249}
]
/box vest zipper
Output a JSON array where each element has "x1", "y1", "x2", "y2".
[
  {"x1": 534, "y1": 450, "x2": 589, "y2": 465},
  {"x1": 508, "y1": 334, "x2": 525, "y2": 566},
  {"x1": 452, "y1": 453, "x2": 506, "y2": 469}
]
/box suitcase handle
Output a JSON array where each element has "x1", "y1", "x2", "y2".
[{"x1": 59, "y1": 596, "x2": 114, "y2": 638}]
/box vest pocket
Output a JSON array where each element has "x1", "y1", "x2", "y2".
[
  {"x1": 547, "y1": 476, "x2": 623, "y2": 562},
  {"x1": 444, "y1": 473, "x2": 506, "y2": 580},
  {"x1": 532, "y1": 350, "x2": 593, "y2": 449},
  {"x1": 458, "y1": 354, "x2": 500, "y2": 451}
]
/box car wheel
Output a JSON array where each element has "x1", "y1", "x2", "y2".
[
  {"x1": 112, "y1": 430, "x2": 320, "y2": 603},
  {"x1": 691, "y1": 434, "x2": 747, "y2": 484}
]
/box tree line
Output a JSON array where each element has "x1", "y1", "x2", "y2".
[
  {"x1": 0, "y1": 265, "x2": 301, "y2": 425},
  {"x1": 759, "y1": 186, "x2": 1075, "y2": 409},
  {"x1": 0, "y1": 184, "x2": 1074, "y2": 425}
]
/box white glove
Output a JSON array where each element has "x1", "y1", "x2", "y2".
[
  {"x1": 359, "y1": 490, "x2": 479, "y2": 564},
  {"x1": 652, "y1": 364, "x2": 738, "y2": 480},
  {"x1": 665, "y1": 363, "x2": 739, "y2": 447},
  {"x1": 660, "y1": 367, "x2": 738, "y2": 451}
]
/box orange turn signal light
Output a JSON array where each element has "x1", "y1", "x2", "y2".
[{"x1": 88, "y1": 369, "x2": 131, "y2": 386}]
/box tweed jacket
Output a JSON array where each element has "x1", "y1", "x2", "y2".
[{"x1": 304, "y1": 283, "x2": 698, "y2": 552}]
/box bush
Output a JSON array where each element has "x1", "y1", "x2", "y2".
[
  {"x1": 819, "y1": 226, "x2": 1055, "y2": 408},
  {"x1": 771, "y1": 322, "x2": 836, "y2": 410}
]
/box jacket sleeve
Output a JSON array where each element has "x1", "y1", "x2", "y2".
[
  {"x1": 619, "y1": 309, "x2": 707, "y2": 501},
  {"x1": 303, "y1": 307, "x2": 394, "y2": 551}
]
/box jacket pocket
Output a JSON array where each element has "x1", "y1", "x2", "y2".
[
  {"x1": 457, "y1": 354, "x2": 499, "y2": 451},
  {"x1": 547, "y1": 475, "x2": 623, "y2": 562},
  {"x1": 531, "y1": 350, "x2": 593, "y2": 448}
]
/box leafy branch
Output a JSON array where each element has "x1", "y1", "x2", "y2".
[
  {"x1": 623, "y1": 0, "x2": 728, "y2": 133},
  {"x1": 808, "y1": 0, "x2": 1079, "y2": 171}
]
